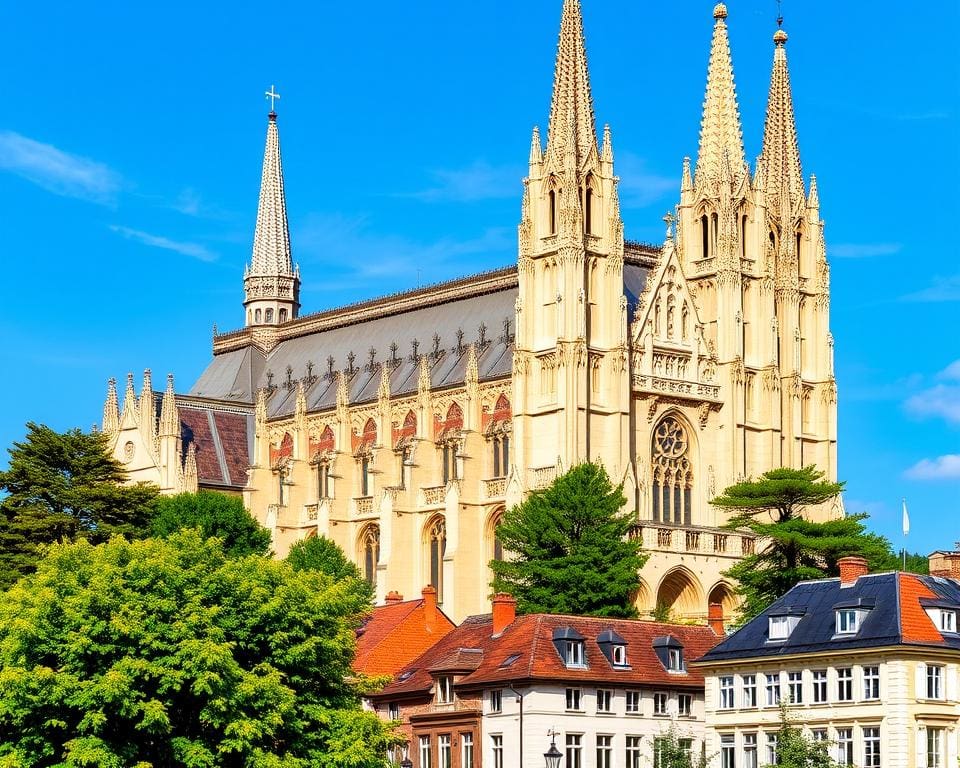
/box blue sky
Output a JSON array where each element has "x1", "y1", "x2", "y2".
[{"x1": 1, "y1": 1, "x2": 957, "y2": 555}]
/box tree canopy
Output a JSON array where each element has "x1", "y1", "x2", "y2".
[
  {"x1": 287, "y1": 535, "x2": 374, "y2": 604},
  {"x1": 150, "y1": 490, "x2": 272, "y2": 558},
  {"x1": 773, "y1": 703, "x2": 838, "y2": 768},
  {"x1": 0, "y1": 530, "x2": 397, "y2": 766},
  {"x1": 490, "y1": 462, "x2": 647, "y2": 618},
  {"x1": 0, "y1": 422, "x2": 157, "y2": 590},
  {"x1": 716, "y1": 466, "x2": 894, "y2": 620}
]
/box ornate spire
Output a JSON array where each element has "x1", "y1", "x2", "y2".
[
  {"x1": 139, "y1": 369, "x2": 156, "y2": 447},
  {"x1": 159, "y1": 374, "x2": 179, "y2": 438},
  {"x1": 695, "y1": 3, "x2": 746, "y2": 187},
  {"x1": 121, "y1": 372, "x2": 137, "y2": 423},
  {"x1": 529, "y1": 125, "x2": 543, "y2": 166},
  {"x1": 102, "y1": 378, "x2": 119, "y2": 433},
  {"x1": 600, "y1": 124, "x2": 613, "y2": 164},
  {"x1": 807, "y1": 174, "x2": 819, "y2": 210},
  {"x1": 244, "y1": 102, "x2": 300, "y2": 326},
  {"x1": 761, "y1": 25, "x2": 805, "y2": 216},
  {"x1": 545, "y1": 0, "x2": 597, "y2": 167}
]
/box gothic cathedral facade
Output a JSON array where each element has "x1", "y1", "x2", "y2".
[{"x1": 100, "y1": 2, "x2": 839, "y2": 623}]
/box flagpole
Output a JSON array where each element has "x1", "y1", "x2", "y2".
[{"x1": 902, "y1": 498, "x2": 909, "y2": 571}]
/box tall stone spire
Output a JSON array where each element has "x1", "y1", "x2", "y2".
[
  {"x1": 544, "y1": 0, "x2": 597, "y2": 167},
  {"x1": 243, "y1": 102, "x2": 300, "y2": 327},
  {"x1": 760, "y1": 26, "x2": 805, "y2": 216},
  {"x1": 102, "y1": 378, "x2": 119, "y2": 434},
  {"x1": 695, "y1": 4, "x2": 746, "y2": 187},
  {"x1": 159, "y1": 374, "x2": 180, "y2": 438}
]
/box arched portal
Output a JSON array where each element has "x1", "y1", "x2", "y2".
[
  {"x1": 708, "y1": 582, "x2": 738, "y2": 620},
  {"x1": 656, "y1": 567, "x2": 705, "y2": 621}
]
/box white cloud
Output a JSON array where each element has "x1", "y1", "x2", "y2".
[
  {"x1": 905, "y1": 383, "x2": 960, "y2": 425},
  {"x1": 0, "y1": 130, "x2": 121, "y2": 205},
  {"x1": 109, "y1": 225, "x2": 217, "y2": 262},
  {"x1": 904, "y1": 455, "x2": 960, "y2": 480},
  {"x1": 405, "y1": 161, "x2": 523, "y2": 202},
  {"x1": 900, "y1": 275, "x2": 960, "y2": 303},
  {"x1": 940, "y1": 360, "x2": 960, "y2": 382},
  {"x1": 830, "y1": 242, "x2": 901, "y2": 259}
]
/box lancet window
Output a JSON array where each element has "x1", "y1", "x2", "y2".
[
  {"x1": 425, "y1": 516, "x2": 447, "y2": 604},
  {"x1": 359, "y1": 524, "x2": 380, "y2": 588},
  {"x1": 651, "y1": 416, "x2": 694, "y2": 526}
]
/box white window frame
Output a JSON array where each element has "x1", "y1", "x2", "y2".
[
  {"x1": 769, "y1": 615, "x2": 791, "y2": 640},
  {"x1": 788, "y1": 671, "x2": 803, "y2": 704},
  {"x1": 835, "y1": 727, "x2": 853, "y2": 766},
  {"x1": 596, "y1": 688, "x2": 612, "y2": 713},
  {"x1": 927, "y1": 664, "x2": 944, "y2": 700},
  {"x1": 565, "y1": 687, "x2": 583, "y2": 712},
  {"x1": 420, "y1": 735, "x2": 433, "y2": 768},
  {"x1": 836, "y1": 609, "x2": 859, "y2": 634},
  {"x1": 720, "y1": 734, "x2": 735, "y2": 768},
  {"x1": 678, "y1": 693, "x2": 692, "y2": 717},
  {"x1": 862, "y1": 726, "x2": 881, "y2": 768},
  {"x1": 836, "y1": 667, "x2": 853, "y2": 702},
  {"x1": 765, "y1": 673, "x2": 781, "y2": 706},
  {"x1": 491, "y1": 735, "x2": 503, "y2": 768},
  {"x1": 596, "y1": 734, "x2": 613, "y2": 768},
  {"x1": 565, "y1": 733, "x2": 583, "y2": 768},
  {"x1": 654, "y1": 691, "x2": 668, "y2": 716},
  {"x1": 436, "y1": 676, "x2": 453, "y2": 704},
  {"x1": 625, "y1": 689, "x2": 641, "y2": 714},
  {"x1": 489, "y1": 689, "x2": 502, "y2": 713},
  {"x1": 612, "y1": 644, "x2": 628, "y2": 666},
  {"x1": 626, "y1": 735, "x2": 643, "y2": 768},
  {"x1": 742, "y1": 674, "x2": 757, "y2": 708},
  {"x1": 863, "y1": 666, "x2": 880, "y2": 700},
  {"x1": 812, "y1": 669, "x2": 828, "y2": 703},
  {"x1": 928, "y1": 727, "x2": 945, "y2": 768},
  {"x1": 942, "y1": 610, "x2": 957, "y2": 633},
  {"x1": 743, "y1": 733, "x2": 757, "y2": 768},
  {"x1": 461, "y1": 733, "x2": 474, "y2": 768},
  {"x1": 565, "y1": 640, "x2": 585, "y2": 667},
  {"x1": 438, "y1": 734, "x2": 451, "y2": 768},
  {"x1": 719, "y1": 676, "x2": 735, "y2": 709},
  {"x1": 668, "y1": 647, "x2": 683, "y2": 671}
]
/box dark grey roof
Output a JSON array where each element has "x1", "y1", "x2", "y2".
[{"x1": 696, "y1": 573, "x2": 960, "y2": 664}]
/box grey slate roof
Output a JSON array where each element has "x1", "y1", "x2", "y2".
[{"x1": 696, "y1": 572, "x2": 960, "y2": 664}]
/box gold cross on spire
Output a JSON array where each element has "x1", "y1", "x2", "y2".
[{"x1": 265, "y1": 85, "x2": 281, "y2": 112}]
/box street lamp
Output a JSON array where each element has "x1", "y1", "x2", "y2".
[{"x1": 544, "y1": 732, "x2": 563, "y2": 768}]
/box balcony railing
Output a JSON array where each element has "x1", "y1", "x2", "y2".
[
  {"x1": 631, "y1": 522, "x2": 756, "y2": 558},
  {"x1": 484, "y1": 477, "x2": 507, "y2": 498},
  {"x1": 422, "y1": 485, "x2": 447, "y2": 506},
  {"x1": 530, "y1": 465, "x2": 556, "y2": 490},
  {"x1": 355, "y1": 496, "x2": 373, "y2": 514}
]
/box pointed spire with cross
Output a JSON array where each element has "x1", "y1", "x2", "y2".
[{"x1": 265, "y1": 85, "x2": 281, "y2": 114}]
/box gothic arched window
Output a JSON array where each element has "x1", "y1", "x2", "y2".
[
  {"x1": 425, "y1": 516, "x2": 447, "y2": 604},
  {"x1": 651, "y1": 416, "x2": 694, "y2": 526},
  {"x1": 360, "y1": 524, "x2": 380, "y2": 588},
  {"x1": 265, "y1": 308, "x2": 274, "y2": 323},
  {"x1": 488, "y1": 509, "x2": 505, "y2": 564}
]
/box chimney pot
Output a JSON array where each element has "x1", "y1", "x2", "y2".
[
  {"x1": 929, "y1": 551, "x2": 960, "y2": 579},
  {"x1": 492, "y1": 593, "x2": 517, "y2": 636},
  {"x1": 422, "y1": 585, "x2": 438, "y2": 632},
  {"x1": 838, "y1": 556, "x2": 869, "y2": 586},
  {"x1": 385, "y1": 591, "x2": 404, "y2": 604},
  {"x1": 708, "y1": 602, "x2": 725, "y2": 636}
]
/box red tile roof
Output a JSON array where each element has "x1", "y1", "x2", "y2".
[
  {"x1": 179, "y1": 408, "x2": 223, "y2": 484},
  {"x1": 214, "y1": 411, "x2": 250, "y2": 486},
  {"x1": 374, "y1": 613, "x2": 720, "y2": 700},
  {"x1": 354, "y1": 598, "x2": 456, "y2": 677},
  {"x1": 900, "y1": 573, "x2": 945, "y2": 645}
]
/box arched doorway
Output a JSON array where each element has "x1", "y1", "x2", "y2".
[
  {"x1": 708, "y1": 582, "x2": 738, "y2": 620},
  {"x1": 656, "y1": 567, "x2": 705, "y2": 622}
]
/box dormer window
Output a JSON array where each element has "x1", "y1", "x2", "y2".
[
  {"x1": 668, "y1": 648, "x2": 683, "y2": 671},
  {"x1": 832, "y1": 598, "x2": 874, "y2": 637},
  {"x1": 597, "y1": 629, "x2": 629, "y2": 669},
  {"x1": 920, "y1": 599, "x2": 960, "y2": 634},
  {"x1": 612, "y1": 644, "x2": 627, "y2": 666},
  {"x1": 436, "y1": 676, "x2": 453, "y2": 704},
  {"x1": 552, "y1": 626, "x2": 587, "y2": 669},
  {"x1": 941, "y1": 610, "x2": 957, "y2": 633},
  {"x1": 653, "y1": 635, "x2": 685, "y2": 673},
  {"x1": 836, "y1": 609, "x2": 859, "y2": 634},
  {"x1": 769, "y1": 616, "x2": 790, "y2": 640},
  {"x1": 565, "y1": 640, "x2": 584, "y2": 667}
]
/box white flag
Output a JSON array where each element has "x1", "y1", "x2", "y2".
[{"x1": 902, "y1": 499, "x2": 910, "y2": 536}]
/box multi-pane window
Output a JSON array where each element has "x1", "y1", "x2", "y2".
[
  {"x1": 668, "y1": 648, "x2": 684, "y2": 671},
  {"x1": 491, "y1": 435, "x2": 510, "y2": 478},
  {"x1": 651, "y1": 416, "x2": 694, "y2": 524},
  {"x1": 836, "y1": 609, "x2": 859, "y2": 634},
  {"x1": 441, "y1": 442, "x2": 458, "y2": 484},
  {"x1": 388, "y1": 702, "x2": 399, "y2": 721},
  {"x1": 491, "y1": 736, "x2": 503, "y2": 768},
  {"x1": 654, "y1": 738, "x2": 668, "y2": 768},
  {"x1": 766, "y1": 733, "x2": 778, "y2": 766},
  {"x1": 742, "y1": 675, "x2": 757, "y2": 708},
  {"x1": 438, "y1": 735, "x2": 451, "y2": 768},
  {"x1": 788, "y1": 671, "x2": 803, "y2": 704},
  {"x1": 436, "y1": 676, "x2": 453, "y2": 704},
  {"x1": 565, "y1": 688, "x2": 582, "y2": 711},
  {"x1": 317, "y1": 462, "x2": 331, "y2": 498},
  {"x1": 769, "y1": 615, "x2": 791, "y2": 640},
  {"x1": 626, "y1": 690, "x2": 641, "y2": 714},
  {"x1": 837, "y1": 667, "x2": 853, "y2": 702},
  {"x1": 678, "y1": 693, "x2": 692, "y2": 717},
  {"x1": 743, "y1": 734, "x2": 757, "y2": 768},
  {"x1": 566, "y1": 734, "x2": 583, "y2": 768},
  {"x1": 812, "y1": 670, "x2": 827, "y2": 703},
  {"x1": 626, "y1": 736, "x2": 643, "y2": 768},
  {"x1": 766, "y1": 673, "x2": 781, "y2": 706},
  {"x1": 420, "y1": 736, "x2": 432, "y2": 768},
  {"x1": 941, "y1": 611, "x2": 957, "y2": 633},
  {"x1": 426, "y1": 517, "x2": 446, "y2": 603},
  {"x1": 863, "y1": 666, "x2": 880, "y2": 700},
  {"x1": 596, "y1": 735, "x2": 612, "y2": 768},
  {"x1": 811, "y1": 730, "x2": 827, "y2": 744},
  {"x1": 927, "y1": 665, "x2": 944, "y2": 699},
  {"x1": 835, "y1": 728, "x2": 853, "y2": 766},
  {"x1": 654, "y1": 692, "x2": 668, "y2": 716},
  {"x1": 720, "y1": 676, "x2": 735, "y2": 709},
  {"x1": 612, "y1": 644, "x2": 628, "y2": 666},
  {"x1": 360, "y1": 456, "x2": 371, "y2": 496},
  {"x1": 596, "y1": 689, "x2": 612, "y2": 713},
  {"x1": 461, "y1": 733, "x2": 474, "y2": 768},
  {"x1": 489, "y1": 689, "x2": 502, "y2": 713},
  {"x1": 720, "y1": 735, "x2": 735, "y2": 768},
  {"x1": 863, "y1": 727, "x2": 881, "y2": 768},
  {"x1": 565, "y1": 640, "x2": 585, "y2": 667},
  {"x1": 928, "y1": 727, "x2": 945, "y2": 768}
]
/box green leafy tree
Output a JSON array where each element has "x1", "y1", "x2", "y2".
[
  {"x1": 0, "y1": 422, "x2": 157, "y2": 590},
  {"x1": 652, "y1": 725, "x2": 711, "y2": 768},
  {"x1": 287, "y1": 535, "x2": 374, "y2": 603},
  {"x1": 150, "y1": 489, "x2": 272, "y2": 557},
  {"x1": 0, "y1": 530, "x2": 398, "y2": 766},
  {"x1": 490, "y1": 462, "x2": 647, "y2": 618},
  {"x1": 715, "y1": 466, "x2": 894, "y2": 620},
  {"x1": 771, "y1": 702, "x2": 837, "y2": 768}
]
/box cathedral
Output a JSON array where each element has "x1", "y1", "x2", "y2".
[{"x1": 100, "y1": 1, "x2": 839, "y2": 624}]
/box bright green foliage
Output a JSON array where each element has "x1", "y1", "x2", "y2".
[
  {"x1": 652, "y1": 725, "x2": 710, "y2": 768},
  {"x1": 287, "y1": 535, "x2": 374, "y2": 604},
  {"x1": 771, "y1": 702, "x2": 838, "y2": 768},
  {"x1": 0, "y1": 531, "x2": 397, "y2": 766},
  {"x1": 716, "y1": 466, "x2": 895, "y2": 620},
  {"x1": 150, "y1": 490, "x2": 272, "y2": 558},
  {"x1": 490, "y1": 462, "x2": 647, "y2": 618},
  {"x1": 871, "y1": 549, "x2": 929, "y2": 575},
  {"x1": 0, "y1": 422, "x2": 158, "y2": 590}
]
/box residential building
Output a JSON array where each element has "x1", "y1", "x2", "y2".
[
  {"x1": 369, "y1": 594, "x2": 720, "y2": 767},
  {"x1": 100, "y1": 1, "x2": 840, "y2": 623},
  {"x1": 694, "y1": 557, "x2": 960, "y2": 768}
]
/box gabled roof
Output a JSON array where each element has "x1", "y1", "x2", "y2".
[
  {"x1": 354, "y1": 597, "x2": 456, "y2": 677},
  {"x1": 696, "y1": 572, "x2": 960, "y2": 664},
  {"x1": 176, "y1": 401, "x2": 253, "y2": 490},
  {"x1": 373, "y1": 613, "x2": 719, "y2": 700}
]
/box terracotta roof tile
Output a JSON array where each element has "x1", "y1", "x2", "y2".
[
  {"x1": 179, "y1": 408, "x2": 223, "y2": 484},
  {"x1": 900, "y1": 573, "x2": 945, "y2": 645},
  {"x1": 354, "y1": 599, "x2": 456, "y2": 677}
]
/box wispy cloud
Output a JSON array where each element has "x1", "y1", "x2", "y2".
[
  {"x1": 615, "y1": 152, "x2": 676, "y2": 209},
  {"x1": 904, "y1": 455, "x2": 960, "y2": 481},
  {"x1": 0, "y1": 130, "x2": 121, "y2": 205},
  {"x1": 900, "y1": 275, "x2": 960, "y2": 303},
  {"x1": 109, "y1": 225, "x2": 217, "y2": 262},
  {"x1": 904, "y1": 360, "x2": 960, "y2": 424},
  {"x1": 295, "y1": 212, "x2": 513, "y2": 290},
  {"x1": 939, "y1": 360, "x2": 960, "y2": 382},
  {"x1": 896, "y1": 110, "x2": 951, "y2": 122},
  {"x1": 830, "y1": 242, "x2": 901, "y2": 259},
  {"x1": 404, "y1": 161, "x2": 523, "y2": 203}
]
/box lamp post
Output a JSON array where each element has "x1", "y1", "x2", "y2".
[{"x1": 544, "y1": 729, "x2": 563, "y2": 768}]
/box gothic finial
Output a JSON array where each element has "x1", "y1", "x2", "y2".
[
  {"x1": 326, "y1": 355, "x2": 335, "y2": 379},
  {"x1": 212, "y1": 322, "x2": 218, "y2": 337},
  {"x1": 501, "y1": 316, "x2": 513, "y2": 343},
  {"x1": 102, "y1": 377, "x2": 120, "y2": 433},
  {"x1": 389, "y1": 341, "x2": 399, "y2": 368},
  {"x1": 347, "y1": 351, "x2": 356, "y2": 375},
  {"x1": 807, "y1": 174, "x2": 819, "y2": 209},
  {"x1": 410, "y1": 338, "x2": 420, "y2": 362},
  {"x1": 663, "y1": 211, "x2": 676, "y2": 241},
  {"x1": 478, "y1": 322, "x2": 488, "y2": 348},
  {"x1": 367, "y1": 346, "x2": 377, "y2": 371},
  {"x1": 266, "y1": 370, "x2": 274, "y2": 389},
  {"x1": 160, "y1": 373, "x2": 179, "y2": 437},
  {"x1": 681, "y1": 156, "x2": 693, "y2": 192},
  {"x1": 432, "y1": 333, "x2": 442, "y2": 359},
  {"x1": 601, "y1": 123, "x2": 613, "y2": 163},
  {"x1": 529, "y1": 125, "x2": 543, "y2": 166},
  {"x1": 455, "y1": 328, "x2": 465, "y2": 355},
  {"x1": 285, "y1": 364, "x2": 294, "y2": 390},
  {"x1": 121, "y1": 372, "x2": 137, "y2": 423},
  {"x1": 306, "y1": 360, "x2": 315, "y2": 381}
]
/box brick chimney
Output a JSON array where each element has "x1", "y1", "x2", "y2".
[
  {"x1": 422, "y1": 586, "x2": 438, "y2": 632},
  {"x1": 929, "y1": 551, "x2": 960, "y2": 579},
  {"x1": 708, "y1": 602, "x2": 725, "y2": 636},
  {"x1": 492, "y1": 593, "x2": 517, "y2": 636},
  {"x1": 385, "y1": 591, "x2": 404, "y2": 604},
  {"x1": 838, "y1": 556, "x2": 869, "y2": 586}
]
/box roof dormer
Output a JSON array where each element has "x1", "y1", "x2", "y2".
[
  {"x1": 832, "y1": 597, "x2": 875, "y2": 637},
  {"x1": 597, "y1": 629, "x2": 630, "y2": 669},
  {"x1": 652, "y1": 635, "x2": 685, "y2": 673},
  {"x1": 553, "y1": 626, "x2": 587, "y2": 669},
  {"x1": 920, "y1": 598, "x2": 960, "y2": 635},
  {"x1": 767, "y1": 606, "x2": 805, "y2": 642}
]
